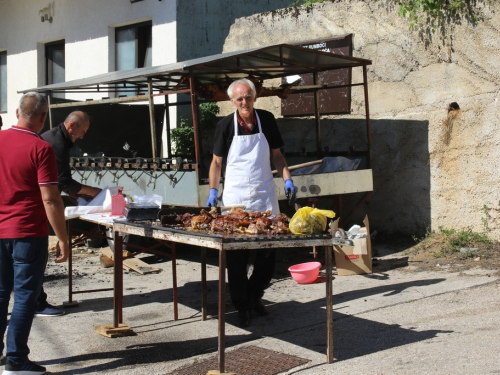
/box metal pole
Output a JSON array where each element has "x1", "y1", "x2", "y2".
[
  {"x1": 313, "y1": 72, "x2": 323, "y2": 158},
  {"x1": 147, "y1": 79, "x2": 158, "y2": 159},
  {"x1": 48, "y1": 95, "x2": 53, "y2": 129},
  {"x1": 201, "y1": 247, "x2": 207, "y2": 320},
  {"x1": 326, "y1": 245, "x2": 334, "y2": 363},
  {"x1": 67, "y1": 220, "x2": 73, "y2": 302},
  {"x1": 188, "y1": 72, "x2": 201, "y2": 166},
  {"x1": 218, "y1": 249, "x2": 226, "y2": 373},
  {"x1": 171, "y1": 242, "x2": 178, "y2": 321},
  {"x1": 164, "y1": 94, "x2": 172, "y2": 158},
  {"x1": 363, "y1": 65, "x2": 373, "y2": 169},
  {"x1": 113, "y1": 230, "x2": 124, "y2": 327}
]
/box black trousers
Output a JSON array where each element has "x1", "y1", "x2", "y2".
[
  {"x1": 226, "y1": 248, "x2": 276, "y2": 311},
  {"x1": 37, "y1": 286, "x2": 47, "y2": 306},
  {"x1": 37, "y1": 260, "x2": 48, "y2": 307}
]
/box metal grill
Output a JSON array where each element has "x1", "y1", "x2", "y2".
[
  {"x1": 121, "y1": 220, "x2": 332, "y2": 243},
  {"x1": 172, "y1": 345, "x2": 310, "y2": 375}
]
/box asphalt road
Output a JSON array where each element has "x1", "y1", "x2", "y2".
[{"x1": 3, "y1": 244, "x2": 500, "y2": 374}]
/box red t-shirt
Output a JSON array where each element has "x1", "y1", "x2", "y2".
[{"x1": 0, "y1": 126, "x2": 59, "y2": 238}]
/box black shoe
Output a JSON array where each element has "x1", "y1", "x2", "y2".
[
  {"x1": 3, "y1": 359, "x2": 46, "y2": 374},
  {"x1": 237, "y1": 309, "x2": 250, "y2": 328},
  {"x1": 35, "y1": 303, "x2": 65, "y2": 317},
  {"x1": 0, "y1": 355, "x2": 5, "y2": 366},
  {"x1": 251, "y1": 298, "x2": 268, "y2": 316}
]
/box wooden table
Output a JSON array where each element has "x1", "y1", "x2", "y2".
[
  {"x1": 66, "y1": 215, "x2": 178, "y2": 321},
  {"x1": 65, "y1": 215, "x2": 115, "y2": 306},
  {"x1": 109, "y1": 221, "x2": 336, "y2": 373}
]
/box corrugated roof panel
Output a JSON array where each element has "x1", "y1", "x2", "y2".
[{"x1": 20, "y1": 44, "x2": 371, "y2": 94}]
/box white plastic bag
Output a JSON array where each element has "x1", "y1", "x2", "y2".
[{"x1": 132, "y1": 194, "x2": 163, "y2": 208}]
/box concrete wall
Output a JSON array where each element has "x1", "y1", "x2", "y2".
[
  {"x1": 176, "y1": 0, "x2": 291, "y2": 61},
  {"x1": 222, "y1": 1, "x2": 500, "y2": 239}
]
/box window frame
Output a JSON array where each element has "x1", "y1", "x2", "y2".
[
  {"x1": 115, "y1": 21, "x2": 152, "y2": 96},
  {"x1": 45, "y1": 40, "x2": 65, "y2": 100},
  {"x1": 0, "y1": 50, "x2": 7, "y2": 113},
  {"x1": 45, "y1": 40, "x2": 65, "y2": 85}
]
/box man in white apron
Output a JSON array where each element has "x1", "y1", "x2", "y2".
[{"x1": 207, "y1": 78, "x2": 296, "y2": 327}]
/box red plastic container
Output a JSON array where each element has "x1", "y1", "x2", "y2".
[
  {"x1": 111, "y1": 188, "x2": 126, "y2": 216},
  {"x1": 288, "y1": 262, "x2": 322, "y2": 284}
]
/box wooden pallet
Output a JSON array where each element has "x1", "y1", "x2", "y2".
[
  {"x1": 94, "y1": 323, "x2": 135, "y2": 338},
  {"x1": 99, "y1": 248, "x2": 162, "y2": 274}
]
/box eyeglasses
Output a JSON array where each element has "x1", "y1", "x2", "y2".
[{"x1": 233, "y1": 95, "x2": 253, "y2": 102}]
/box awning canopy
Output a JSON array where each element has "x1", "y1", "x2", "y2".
[{"x1": 20, "y1": 43, "x2": 371, "y2": 96}]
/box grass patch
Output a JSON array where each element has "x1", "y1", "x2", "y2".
[{"x1": 410, "y1": 226, "x2": 492, "y2": 259}]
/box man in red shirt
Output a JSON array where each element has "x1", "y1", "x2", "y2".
[{"x1": 0, "y1": 92, "x2": 69, "y2": 374}]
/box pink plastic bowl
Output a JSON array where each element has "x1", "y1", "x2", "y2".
[{"x1": 288, "y1": 262, "x2": 322, "y2": 284}]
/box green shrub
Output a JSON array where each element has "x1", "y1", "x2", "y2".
[{"x1": 171, "y1": 102, "x2": 220, "y2": 155}]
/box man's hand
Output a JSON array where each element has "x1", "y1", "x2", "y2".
[
  {"x1": 77, "y1": 194, "x2": 94, "y2": 202},
  {"x1": 284, "y1": 179, "x2": 297, "y2": 206},
  {"x1": 206, "y1": 188, "x2": 218, "y2": 207},
  {"x1": 284, "y1": 179, "x2": 296, "y2": 196},
  {"x1": 55, "y1": 239, "x2": 69, "y2": 263},
  {"x1": 78, "y1": 185, "x2": 102, "y2": 199}
]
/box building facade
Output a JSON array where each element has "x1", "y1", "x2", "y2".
[{"x1": 0, "y1": 0, "x2": 290, "y2": 127}]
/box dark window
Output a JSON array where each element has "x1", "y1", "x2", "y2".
[
  {"x1": 46, "y1": 41, "x2": 65, "y2": 99},
  {"x1": 115, "y1": 21, "x2": 152, "y2": 96},
  {"x1": 0, "y1": 51, "x2": 7, "y2": 112},
  {"x1": 281, "y1": 35, "x2": 353, "y2": 117}
]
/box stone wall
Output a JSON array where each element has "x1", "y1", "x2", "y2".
[{"x1": 221, "y1": 1, "x2": 500, "y2": 238}]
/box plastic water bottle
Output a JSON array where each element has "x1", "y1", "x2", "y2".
[{"x1": 111, "y1": 187, "x2": 126, "y2": 216}]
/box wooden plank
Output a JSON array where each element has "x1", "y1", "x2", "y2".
[
  {"x1": 101, "y1": 248, "x2": 114, "y2": 259},
  {"x1": 122, "y1": 258, "x2": 162, "y2": 274},
  {"x1": 100, "y1": 254, "x2": 114, "y2": 268},
  {"x1": 100, "y1": 248, "x2": 133, "y2": 260},
  {"x1": 94, "y1": 323, "x2": 135, "y2": 338}
]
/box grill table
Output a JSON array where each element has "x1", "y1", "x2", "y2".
[
  {"x1": 65, "y1": 216, "x2": 114, "y2": 307},
  {"x1": 65, "y1": 214, "x2": 178, "y2": 320},
  {"x1": 110, "y1": 221, "x2": 336, "y2": 373}
]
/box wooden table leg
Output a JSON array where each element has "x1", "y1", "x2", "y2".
[
  {"x1": 171, "y1": 242, "x2": 178, "y2": 321},
  {"x1": 95, "y1": 228, "x2": 133, "y2": 338},
  {"x1": 201, "y1": 247, "x2": 207, "y2": 321},
  {"x1": 113, "y1": 230, "x2": 123, "y2": 327},
  {"x1": 325, "y1": 245, "x2": 334, "y2": 363},
  {"x1": 63, "y1": 219, "x2": 79, "y2": 307},
  {"x1": 68, "y1": 220, "x2": 73, "y2": 303},
  {"x1": 218, "y1": 250, "x2": 226, "y2": 373}
]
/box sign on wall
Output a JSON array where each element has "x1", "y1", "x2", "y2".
[{"x1": 281, "y1": 34, "x2": 353, "y2": 117}]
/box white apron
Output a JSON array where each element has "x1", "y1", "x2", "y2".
[{"x1": 222, "y1": 111, "x2": 280, "y2": 216}]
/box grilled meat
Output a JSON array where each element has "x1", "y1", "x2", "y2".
[{"x1": 173, "y1": 208, "x2": 291, "y2": 235}]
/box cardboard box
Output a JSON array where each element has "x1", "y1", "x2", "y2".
[{"x1": 331, "y1": 215, "x2": 372, "y2": 276}]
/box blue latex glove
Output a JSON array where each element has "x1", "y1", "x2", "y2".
[
  {"x1": 206, "y1": 188, "x2": 218, "y2": 207},
  {"x1": 284, "y1": 179, "x2": 296, "y2": 196}
]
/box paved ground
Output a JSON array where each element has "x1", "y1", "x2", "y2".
[{"x1": 2, "y1": 242, "x2": 500, "y2": 374}]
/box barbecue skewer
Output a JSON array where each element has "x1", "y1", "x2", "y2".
[{"x1": 271, "y1": 159, "x2": 323, "y2": 175}]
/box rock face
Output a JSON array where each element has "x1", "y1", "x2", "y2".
[{"x1": 222, "y1": 1, "x2": 500, "y2": 239}]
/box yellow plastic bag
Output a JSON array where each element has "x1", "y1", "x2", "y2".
[{"x1": 289, "y1": 207, "x2": 336, "y2": 235}]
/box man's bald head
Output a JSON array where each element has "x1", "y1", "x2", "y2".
[
  {"x1": 64, "y1": 111, "x2": 90, "y2": 127},
  {"x1": 64, "y1": 111, "x2": 90, "y2": 143}
]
